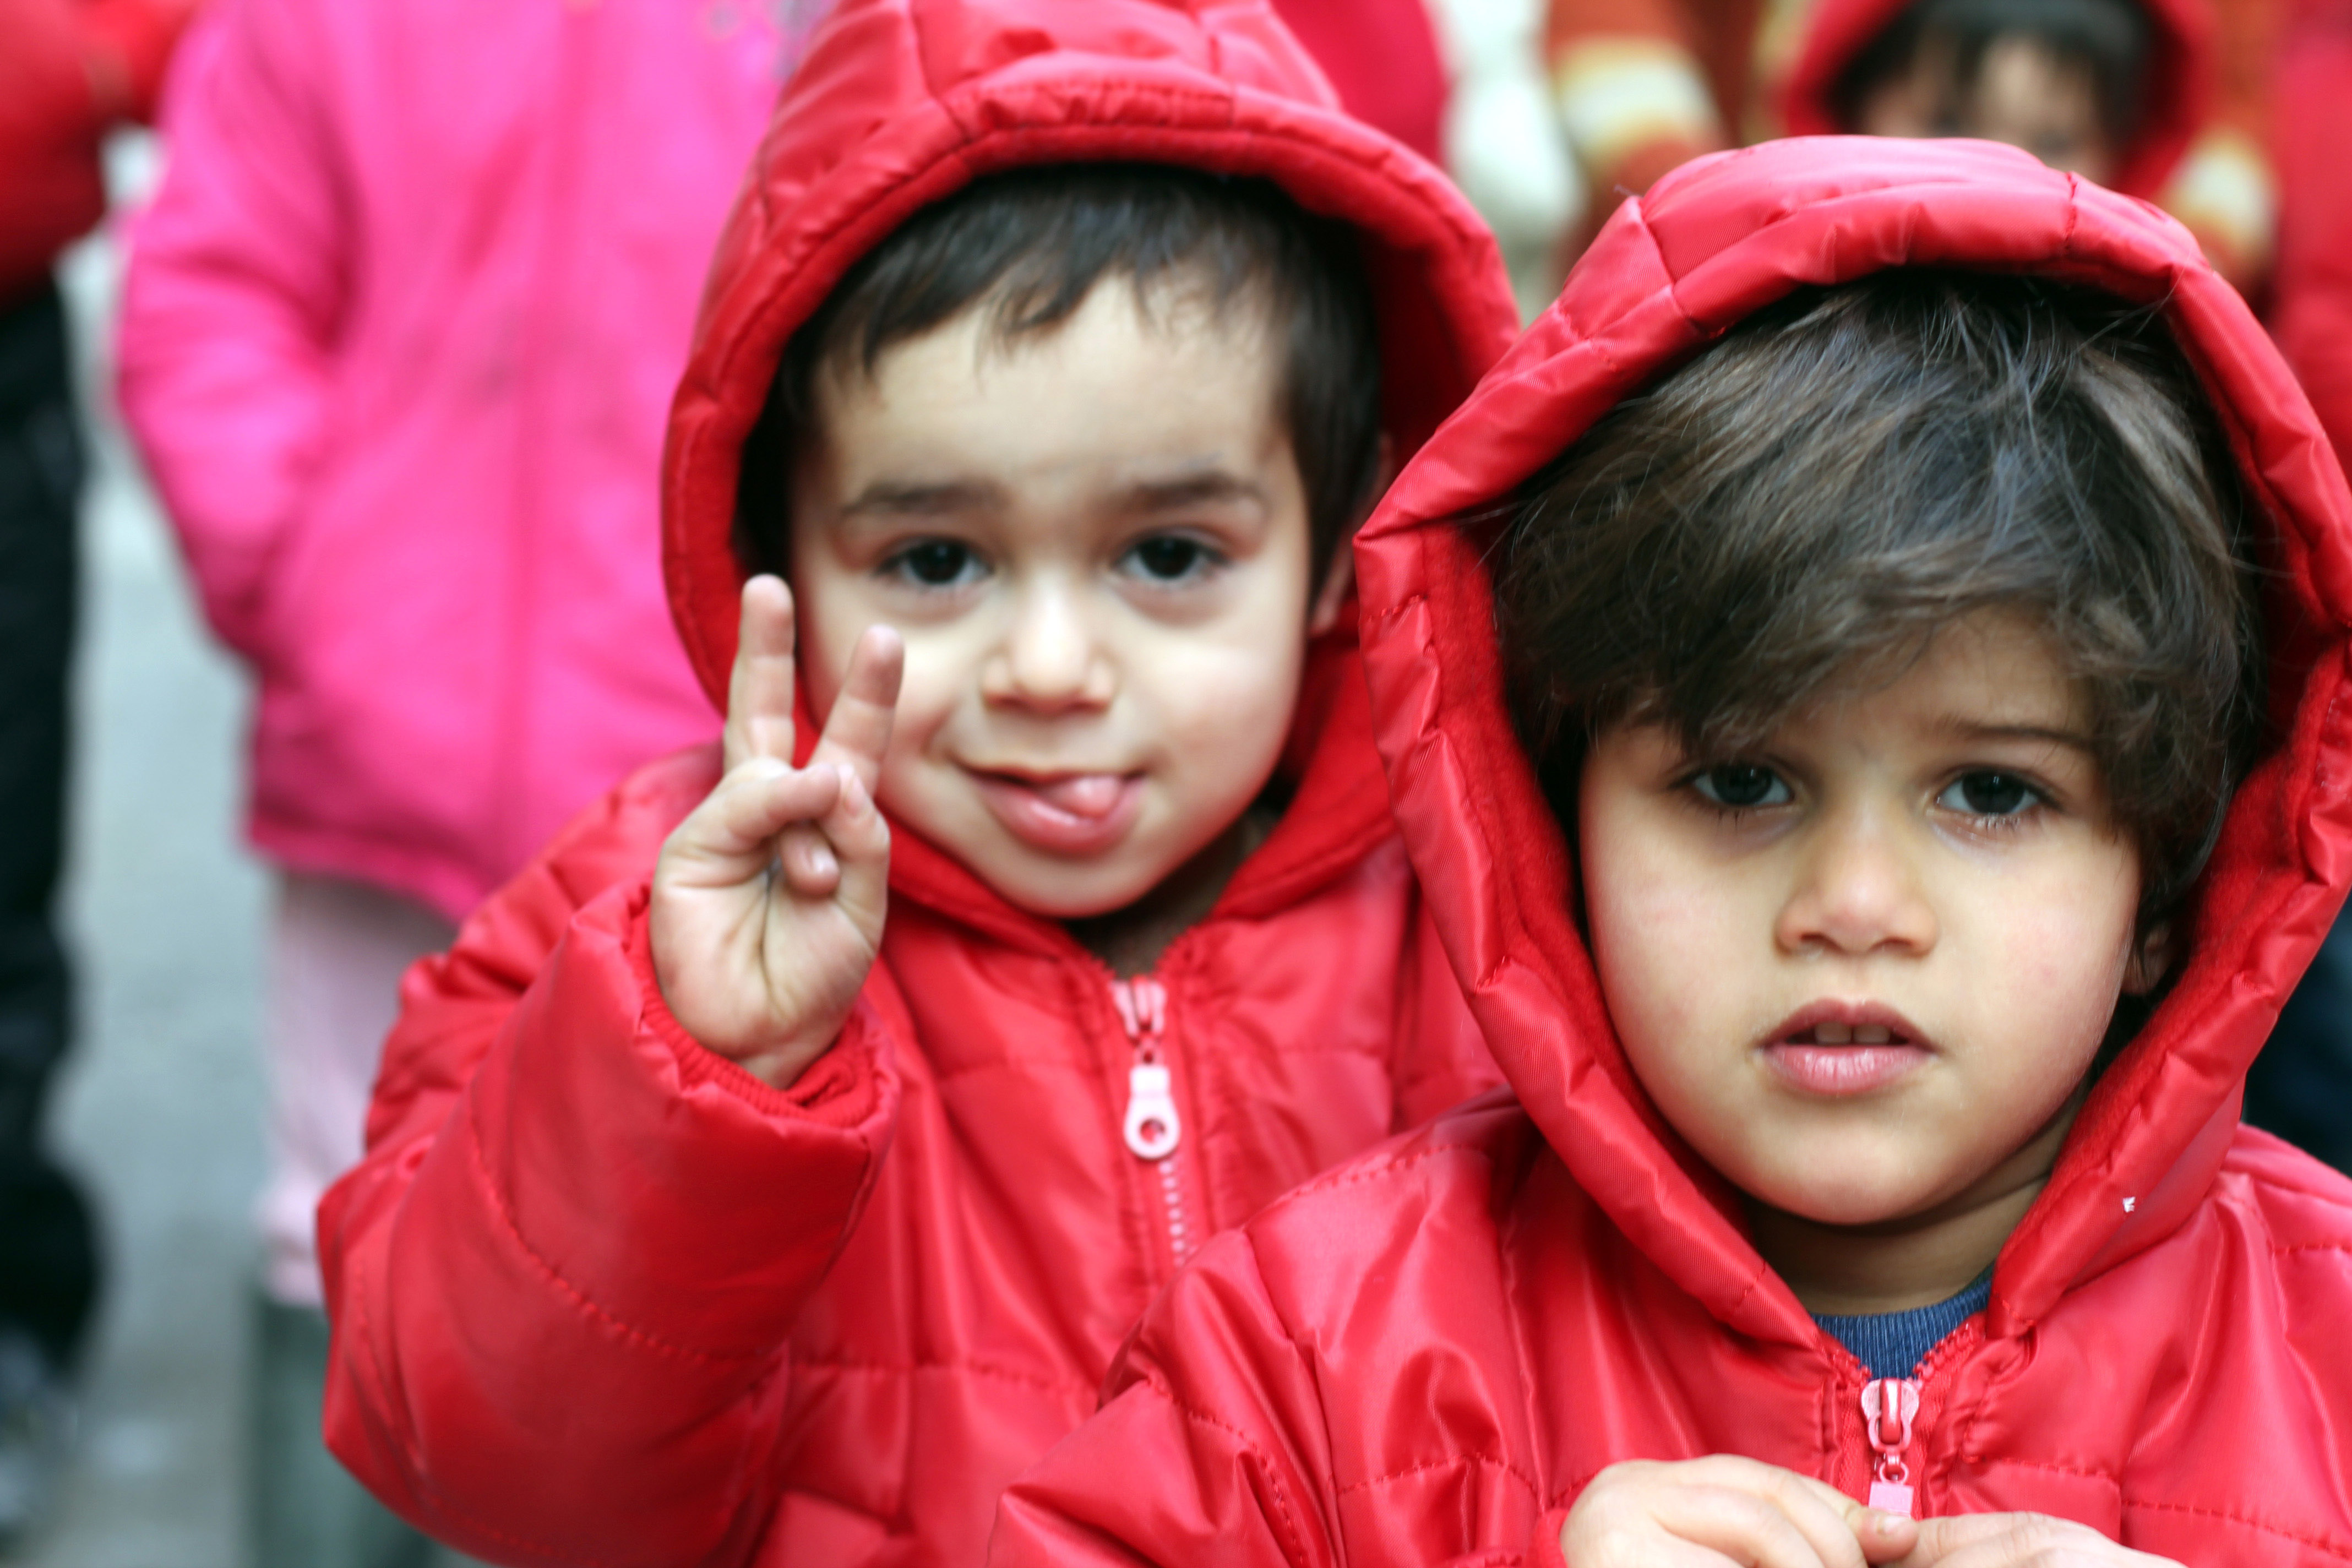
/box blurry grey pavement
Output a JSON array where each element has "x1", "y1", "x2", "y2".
[{"x1": 8, "y1": 139, "x2": 478, "y2": 1568}]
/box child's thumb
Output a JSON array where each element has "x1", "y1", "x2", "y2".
[
  {"x1": 1883, "y1": 1511, "x2": 2023, "y2": 1567},
  {"x1": 1854, "y1": 1506, "x2": 1920, "y2": 1565}
]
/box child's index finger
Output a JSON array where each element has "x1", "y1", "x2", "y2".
[
  {"x1": 725, "y1": 575, "x2": 799, "y2": 772},
  {"x1": 808, "y1": 623, "x2": 904, "y2": 792}
]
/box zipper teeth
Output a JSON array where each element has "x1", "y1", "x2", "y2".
[{"x1": 1156, "y1": 1157, "x2": 1192, "y2": 1261}]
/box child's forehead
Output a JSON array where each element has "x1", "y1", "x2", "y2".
[
  {"x1": 789, "y1": 279, "x2": 1298, "y2": 530},
  {"x1": 1646, "y1": 610, "x2": 2094, "y2": 755},
  {"x1": 876, "y1": 269, "x2": 1280, "y2": 380},
  {"x1": 805, "y1": 279, "x2": 1284, "y2": 457}
]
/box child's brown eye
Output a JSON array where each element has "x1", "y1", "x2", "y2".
[
  {"x1": 1692, "y1": 764, "x2": 1787, "y2": 809},
  {"x1": 891, "y1": 541, "x2": 977, "y2": 587},
  {"x1": 1125, "y1": 536, "x2": 1208, "y2": 581},
  {"x1": 1940, "y1": 771, "x2": 2038, "y2": 816}
]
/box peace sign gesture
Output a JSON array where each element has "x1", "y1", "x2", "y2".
[{"x1": 651, "y1": 575, "x2": 905, "y2": 1088}]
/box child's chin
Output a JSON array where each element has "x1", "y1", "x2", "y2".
[
  {"x1": 1740, "y1": 1157, "x2": 1942, "y2": 1230},
  {"x1": 972, "y1": 845, "x2": 1178, "y2": 923}
]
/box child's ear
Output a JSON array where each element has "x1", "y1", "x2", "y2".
[
  {"x1": 1308, "y1": 435, "x2": 1394, "y2": 639},
  {"x1": 2124, "y1": 922, "x2": 2175, "y2": 995},
  {"x1": 1308, "y1": 549, "x2": 1354, "y2": 638}
]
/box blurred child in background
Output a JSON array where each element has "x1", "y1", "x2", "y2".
[
  {"x1": 0, "y1": 0, "x2": 193, "y2": 1542},
  {"x1": 111, "y1": 0, "x2": 809, "y2": 1560},
  {"x1": 1541, "y1": 0, "x2": 2277, "y2": 290}
]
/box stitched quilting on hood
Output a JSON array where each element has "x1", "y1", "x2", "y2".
[
  {"x1": 1776, "y1": 0, "x2": 2213, "y2": 198},
  {"x1": 652, "y1": 0, "x2": 1518, "y2": 943},
  {"x1": 1356, "y1": 137, "x2": 2352, "y2": 1350}
]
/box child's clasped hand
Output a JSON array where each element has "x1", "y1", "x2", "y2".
[
  {"x1": 650, "y1": 575, "x2": 904, "y2": 1088},
  {"x1": 1562, "y1": 1458, "x2": 2184, "y2": 1568}
]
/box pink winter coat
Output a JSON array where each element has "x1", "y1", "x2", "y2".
[{"x1": 115, "y1": 0, "x2": 805, "y2": 919}]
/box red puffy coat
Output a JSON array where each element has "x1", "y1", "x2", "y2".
[
  {"x1": 316, "y1": 3, "x2": 1520, "y2": 1565},
  {"x1": 991, "y1": 138, "x2": 2352, "y2": 1567}
]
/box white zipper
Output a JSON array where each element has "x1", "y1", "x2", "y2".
[
  {"x1": 1860, "y1": 1377, "x2": 1922, "y2": 1516},
  {"x1": 1111, "y1": 977, "x2": 1193, "y2": 1264}
]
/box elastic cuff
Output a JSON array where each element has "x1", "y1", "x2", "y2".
[{"x1": 622, "y1": 886, "x2": 885, "y2": 1129}]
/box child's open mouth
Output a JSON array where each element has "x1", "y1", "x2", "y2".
[
  {"x1": 968, "y1": 769, "x2": 1145, "y2": 856},
  {"x1": 1758, "y1": 1003, "x2": 1933, "y2": 1095}
]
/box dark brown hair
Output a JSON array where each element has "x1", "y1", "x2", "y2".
[
  {"x1": 1495, "y1": 268, "x2": 2264, "y2": 925},
  {"x1": 734, "y1": 163, "x2": 1382, "y2": 584}
]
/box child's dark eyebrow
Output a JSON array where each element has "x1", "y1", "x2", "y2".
[
  {"x1": 838, "y1": 478, "x2": 1006, "y2": 519},
  {"x1": 1940, "y1": 721, "x2": 2098, "y2": 754},
  {"x1": 1116, "y1": 471, "x2": 1269, "y2": 515}
]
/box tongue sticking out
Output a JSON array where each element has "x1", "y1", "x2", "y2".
[{"x1": 1028, "y1": 775, "x2": 1127, "y2": 820}]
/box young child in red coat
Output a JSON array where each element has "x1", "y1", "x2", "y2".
[
  {"x1": 992, "y1": 137, "x2": 2352, "y2": 1568},
  {"x1": 313, "y1": 1, "x2": 1520, "y2": 1564}
]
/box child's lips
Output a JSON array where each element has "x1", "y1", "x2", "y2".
[
  {"x1": 968, "y1": 769, "x2": 1145, "y2": 855},
  {"x1": 1756, "y1": 1001, "x2": 1935, "y2": 1096}
]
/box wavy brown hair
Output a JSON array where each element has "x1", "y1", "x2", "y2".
[{"x1": 1495, "y1": 269, "x2": 2264, "y2": 929}]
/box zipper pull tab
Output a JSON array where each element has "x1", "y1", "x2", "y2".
[
  {"x1": 1124, "y1": 1063, "x2": 1182, "y2": 1159},
  {"x1": 1113, "y1": 978, "x2": 1181, "y2": 1160},
  {"x1": 1859, "y1": 1378, "x2": 1921, "y2": 1516}
]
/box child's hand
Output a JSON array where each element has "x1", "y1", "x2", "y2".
[
  {"x1": 651, "y1": 576, "x2": 904, "y2": 1088},
  {"x1": 1893, "y1": 1513, "x2": 2185, "y2": 1568},
  {"x1": 1562, "y1": 1457, "x2": 1919, "y2": 1568}
]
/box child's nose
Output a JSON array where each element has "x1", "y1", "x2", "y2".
[
  {"x1": 1773, "y1": 805, "x2": 1939, "y2": 958},
  {"x1": 981, "y1": 582, "x2": 1114, "y2": 711}
]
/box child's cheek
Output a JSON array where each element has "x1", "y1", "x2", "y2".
[
  {"x1": 1580, "y1": 830, "x2": 1744, "y2": 1082},
  {"x1": 1959, "y1": 861, "x2": 2139, "y2": 1087}
]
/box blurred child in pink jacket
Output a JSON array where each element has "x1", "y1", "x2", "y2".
[{"x1": 113, "y1": 0, "x2": 816, "y2": 1559}]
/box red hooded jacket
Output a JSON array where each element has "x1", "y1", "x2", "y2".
[
  {"x1": 315, "y1": 3, "x2": 1520, "y2": 1564},
  {"x1": 991, "y1": 138, "x2": 2352, "y2": 1567}
]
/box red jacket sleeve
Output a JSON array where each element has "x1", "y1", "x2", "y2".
[
  {"x1": 988, "y1": 1228, "x2": 1344, "y2": 1568},
  {"x1": 75, "y1": 0, "x2": 201, "y2": 122},
  {"x1": 0, "y1": 0, "x2": 194, "y2": 291},
  {"x1": 115, "y1": 0, "x2": 345, "y2": 661},
  {"x1": 318, "y1": 768, "x2": 902, "y2": 1567}
]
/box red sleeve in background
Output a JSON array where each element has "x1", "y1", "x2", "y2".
[
  {"x1": 0, "y1": 0, "x2": 199, "y2": 296},
  {"x1": 75, "y1": 0, "x2": 202, "y2": 122},
  {"x1": 2273, "y1": 0, "x2": 2352, "y2": 462},
  {"x1": 1268, "y1": 0, "x2": 1449, "y2": 165}
]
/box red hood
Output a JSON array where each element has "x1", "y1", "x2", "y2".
[
  {"x1": 660, "y1": 0, "x2": 1519, "y2": 946},
  {"x1": 1356, "y1": 137, "x2": 2352, "y2": 1347},
  {"x1": 1778, "y1": 0, "x2": 2214, "y2": 198}
]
